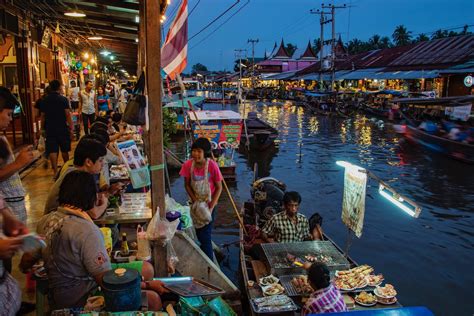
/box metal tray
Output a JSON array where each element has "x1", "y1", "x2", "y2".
[
  {"x1": 279, "y1": 274, "x2": 310, "y2": 297},
  {"x1": 155, "y1": 277, "x2": 225, "y2": 297},
  {"x1": 250, "y1": 295, "x2": 299, "y2": 314}
]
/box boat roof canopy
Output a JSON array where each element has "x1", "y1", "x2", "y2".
[
  {"x1": 392, "y1": 95, "x2": 474, "y2": 106},
  {"x1": 163, "y1": 96, "x2": 205, "y2": 109},
  {"x1": 188, "y1": 110, "x2": 242, "y2": 121}
]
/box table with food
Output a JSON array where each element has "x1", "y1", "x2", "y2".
[{"x1": 245, "y1": 241, "x2": 402, "y2": 314}]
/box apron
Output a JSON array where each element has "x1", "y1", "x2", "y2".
[{"x1": 190, "y1": 159, "x2": 212, "y2": 228}]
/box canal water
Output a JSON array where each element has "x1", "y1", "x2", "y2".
[{"x1": 168, "y1": 98, "x2": 474, "y2": 316}]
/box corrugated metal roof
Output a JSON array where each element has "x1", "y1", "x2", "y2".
[{"x1": 390, "y1": 35, "x2": 474, "y2": 66}]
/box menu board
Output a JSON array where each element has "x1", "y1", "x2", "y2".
[
  {"x1": 116, "y1": 140, "x2": 146, "y2": 170},
  {"x1": 341, "y1": 167, "x2": 367, "y2": 238}
]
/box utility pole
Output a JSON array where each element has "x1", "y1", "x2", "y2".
[
  {"x1": 321, "y1": 3, "x2": 346, "y2": 92},
  {"x1": 234, "y1": 49, "x2": 246, "y2": 106},
  {"x1": 247, "y1": 39, "x2": 259, "y2": 88},
  {"x1": 310, "y1": 8, "x2": 329, "y2": 91}
]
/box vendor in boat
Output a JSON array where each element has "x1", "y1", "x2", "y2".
[
  {"x1": 261, "y1": 191, "x2": 313, "y2": 243},
  {"x1": 180, "y1": 137, "x2": 223, "y2": 260},
  {"x1": 302, "y1": 262, "x2": 347, "y2": 315},
  {"x1": 31, "y1": 171, "x2": 168, "y2": 311}
]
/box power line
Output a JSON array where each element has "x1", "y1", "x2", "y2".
[
  {"x1": 189, "y1": 0, "x2": 250, "y2": 50},
  {"x1": 189, "y1": 0, "x2": 241, "y2": 42},
  {"x1": 189, "y1": 0, "x2": 201, "y2": 16}
]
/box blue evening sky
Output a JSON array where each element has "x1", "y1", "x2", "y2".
[{"x1": 163, "y1": 0, "x2": 474, "y2": 72}]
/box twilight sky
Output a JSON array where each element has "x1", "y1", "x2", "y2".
[{"x1": 162, "y1": 0, "x2": 474, "y2": 72}]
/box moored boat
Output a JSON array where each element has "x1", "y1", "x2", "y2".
[
  {"x1": 241, "y1": 112, "x2": 278, "y2": 151},
  {"x1": 239, "y1": 176, "x2": 411, "y2": 315}
]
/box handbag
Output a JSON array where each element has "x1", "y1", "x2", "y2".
[{"x1": 123, "y1": 72, "x2": 147, "y2": 125}]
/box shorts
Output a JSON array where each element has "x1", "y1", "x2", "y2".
[
  {"x1": 45, "y1": 134, "x2": 71, "y2": 154},
  {"x1": 111, "y1": 261, "x2": 144, "y2": 274}
]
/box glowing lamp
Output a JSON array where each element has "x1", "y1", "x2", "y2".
[
  {"x1": 64, "y1": 10, "x2": 86, "y2": 18},
  {"x1": 379, "y1": 184, "x2": 421, "y2": 218}
]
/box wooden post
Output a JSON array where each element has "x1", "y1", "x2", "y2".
[
  {"x1": 143, "y1": 0, "x2": 167, "y2": 277},
  {"x1": 138, "y1": 0, "x2": 146, "y2": 76}
]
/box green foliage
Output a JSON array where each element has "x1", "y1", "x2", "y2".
[
  {"x1": 285, "y1": 43, "x2": 297, "y2": 56},
  {"x1": 392, "y1": 25, "x2": 412, "y2": 46},
  {"x1": 191, "y1": 63, "x2": 208, "y2": 74},
  {"x1": 312, "y1": 38, "x2": 321, "y2": 55},
  {"x1": 162, "y1": 108, "x2": 177, "y2": 147}
]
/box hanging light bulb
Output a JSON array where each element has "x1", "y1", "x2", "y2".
[
  {"x1": 55, "y1": 22, "x2": 60, "y2": 34},
  {"x1": 74, "y1": 38, "x2": 80, "y2": 45},
  {"x1": 83, "y1": 52, "x2": 90, "y2": 59}
]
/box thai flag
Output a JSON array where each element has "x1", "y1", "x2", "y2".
[{"x1": 162, "y1": 0, "x2": 188, "y2": 80}]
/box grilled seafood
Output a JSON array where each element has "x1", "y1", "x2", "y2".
[
  {"x1": 366, "y1": 274, "x2": 384, "y2": 286},
  {"x1": 375, "y1": 284, "x2": 397, "y2": 298},
  {"x1": 291, "y1": 275, "x2": 313, "y2": 294}
]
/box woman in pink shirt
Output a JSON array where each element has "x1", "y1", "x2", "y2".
[{"x1": 179, "y1": 138, "x2": 223, "y2": 260}]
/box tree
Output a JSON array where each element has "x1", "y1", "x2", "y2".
[
  {"x1": 431, "y1": 29, "x2": 448, "y2": 40},
  {"x1": 285, "y1": 43, "x2": 297, "y2": 56},
  {"x1": 368, "y1": 34, "x2": 381, "y2": 49},
  {"x1": 461, "y1": 24, "x2": 471, "y2": 35},
  {"x1": 379, "y1": 36, "x2": 392, "y2": 49},
  {"x1": 347, "y1": 38, "x2": 366, "y2": 55},
  {"x1": 191, "y1": 63, "x2": 208, "y2": 74},
  {"x1": 234, "y1": 58, "x2": 250, "y2": 73},
  {"x1": 414, "y1": 33, "x2": 429, "y2": 43},
  {"x1": 312, "y1": 38, "x2": 321, "y2": 55},
  {"x1": 392, "y1": 25, "x2": 412, "y2": 46}
]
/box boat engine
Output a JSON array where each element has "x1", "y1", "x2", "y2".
[{"x1": 251, "y1": 177, "x2": 286, "y2": 226}]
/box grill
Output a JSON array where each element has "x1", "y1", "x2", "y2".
[
  {"x1": 261, "y1": 241, "x2": 351, "y2": 275},
  {"x1": 279, "y1": 274, "x2": 308, "y2": 297}
]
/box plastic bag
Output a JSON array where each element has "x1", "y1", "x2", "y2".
[
  {"x1": 146, "y1": 207, "x2": 179, "y2": 245},
  {"x1": 136, "y1": 225, "x2": 151, "y2": 260},
  {"x1": 166, "y1": 242, "x2": 179, "y2": 275},
  {"x1": 191, "y1": 201, "x2": 212, "y2": 229},
  {"x1": 37, "y1": 135, "x2": 45, "y2": 152}
]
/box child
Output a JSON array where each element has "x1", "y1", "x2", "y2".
[
  {"x1": 302, "y1": 262, "x2": 347, "y2": 315},
  {"x1": 179, "y1": 138, "x2": 223, "y2": 260}
]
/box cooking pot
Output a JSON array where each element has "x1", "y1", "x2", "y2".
[{"x1": 102, "y1": 268, "x2": 141, "y2": 312}]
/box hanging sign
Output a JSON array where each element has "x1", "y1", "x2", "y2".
[
  {"x1": 464, "y1": 75, "x2": 473, "y2": 87},
  {"x1": 193, "y1": 121, "x2": 243, "y2": 149},
  {"x1": 116, "y1": 140, "x2": 150, "y2": 188},
  {"x1": 341, "y1": 165, "x2": 367, "y2": 238},
  {"x1": 445, "y1": 103, "x2": 472, "y2": 121}
]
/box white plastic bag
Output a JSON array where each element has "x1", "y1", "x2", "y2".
[
  {"x1": 37, "y1": 135, "x2": 45, "y2": 152},
  {"x1": 146, "y1": 207, "x2": 179, "y2": 245},
  {"x1": 191, "y1": 201, "x2": 212, "y2": 229}
]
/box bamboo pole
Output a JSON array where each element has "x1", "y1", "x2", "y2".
[{"x1": 187, "y1": 100, "x2": 247, "y2": 235}]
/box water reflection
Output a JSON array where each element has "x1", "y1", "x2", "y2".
[{"x1": 169, "y1": 97, "x2": 473, "y2": 316}]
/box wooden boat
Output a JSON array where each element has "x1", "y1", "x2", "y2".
[
  {"x1": 188, "y1": 110, "x2": 243, "y2": 181},
  {"x1": 404, "y1": 125, "x2": 474, "y2": 163},
  {"x1": 205, "y1": 97, "x2": 238, "y2": 104},
  {"x1": 239, "y1": 176, "x2": 405, "y2": 315},
  {"x1": 393, "y1": 95, "x2": 474, "y2": 164},
  {"x1": 241, "y1": 112, "x2": 278, "y2": 151}
]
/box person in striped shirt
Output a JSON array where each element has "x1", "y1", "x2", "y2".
[{"x1": 302, "y1": 262, "x2": 347, "y2": 315}]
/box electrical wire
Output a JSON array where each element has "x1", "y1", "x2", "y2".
[
  {"x1": 189, "y1": 0, "x2": 241, "y2": 41},
  {"x1": 189, "y1": 0, "x2": 250, "y2": 50},
  {"x1": 188, "y1": 0, "x2": 201, "y2": 17}
]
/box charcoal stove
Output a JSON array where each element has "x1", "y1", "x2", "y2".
[{"x1": 261, "y1": 241, "x2": 351, "y2": 276}]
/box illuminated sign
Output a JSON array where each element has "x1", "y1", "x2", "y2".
[{"x1": 464, "y1": 75, "x2": 473, "y2": 87}]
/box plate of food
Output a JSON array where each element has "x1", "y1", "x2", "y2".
[
  {"x1": 377, "y1": 296, "x2": 398, "y2": 305},
  {"x1": 262, "y1": 284, "x2": 285, "y2": 296},
  {"x1": 366, "y1": 274, "x2": 384, "y2": 287},
  {"x1": 335, "y1": 265, "x2": 373, "y2": 278},
  {"x1": 354, "y1": 291, "x2": 377, "y2": 307},
  {"x1": 259, "y1": 274, "x2": 280, "y2": 286},
  {"x1": 374, "y1": 284, "x2": 397, "y2": 298},
  {"x1": 334, "y1": 278, "x2": 355, "y2": 291}
]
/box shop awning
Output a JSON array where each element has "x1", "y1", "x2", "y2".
[
  {"x1": 375, "y1": 70, "x2": 440, "y2": 79},
  {"x1": 296, "y1": 70, "x2": 352, "y2": 81},
  {"x1": 337, "y1": 68, "x2": 385, "y2": 80},
  {"x1": 263, "y1": 70, "x2": 298, "y2": 80}
]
